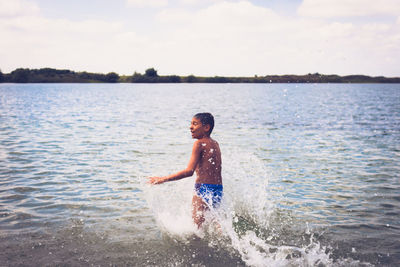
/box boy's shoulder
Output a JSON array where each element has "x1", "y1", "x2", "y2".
[{"x1": 195, "y1": 137, "x2": 219, "y2": 147}]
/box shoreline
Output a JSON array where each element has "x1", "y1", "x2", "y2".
[{"x1": 1, "y1": 68, "x2": 400, "y2": 84}]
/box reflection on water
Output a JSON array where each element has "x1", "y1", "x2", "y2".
[{"x1": 0, "y1": 83, "x2": 399, "y2": 266}]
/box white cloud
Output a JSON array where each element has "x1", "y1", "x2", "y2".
[
  {"x1": 298, "y1": 0, "x2": 400, "y2": 18},
  {"x1": 156, "y1": 8, "x2": 193, "y2": 22},
  {"x1": 179, "y1": 0, "x2": 200, "y2": 4},
  {"x1": 0, "y1": 0, "x2": 39, "y2": 17},
  {"x1": 150, "y1": 0, "x2": 400, "y2": 76},
  {"x1": 178, "y1": 0, "x2": 228, "y2": 5},
  {"x1": 0, "y1": 1, "x2": 146, "y2": 74},
  {"x1": 126, "y1": 0, "x2": 168, "y2": 8}
]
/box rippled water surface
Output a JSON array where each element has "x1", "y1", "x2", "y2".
[{"x1": 0, "y1": 83, "x2": 399, "y2": 266}]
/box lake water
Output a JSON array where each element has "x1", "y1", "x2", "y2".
[{"x1": 0, "y1": 83, "x2": 399, "y2": 266}]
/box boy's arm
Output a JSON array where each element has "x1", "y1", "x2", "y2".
[{"x1": 147, "y1": 141, "x2": 202, "y2": 185}]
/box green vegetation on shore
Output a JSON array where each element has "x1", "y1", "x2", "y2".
[{"x1": 1, "y1": 67, "x2": 399, "y2": 83}]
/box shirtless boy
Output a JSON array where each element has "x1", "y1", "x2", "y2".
[{"x1": 147, "y1": 113, "x2": 222, "y2": 228}]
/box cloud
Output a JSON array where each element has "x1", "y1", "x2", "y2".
[
  {"x1": 179, "y1": 0, "x2": 201, "y2": 4},
  {"x1": 178, "y1": 0, "x2": 229, "y2": 5},
  {"x1": 126, "y1": 0, "x2": 168, "y2": 8},
  {"x1": 0, "y1": 1, "x2": 146, "y2": 74},
  {"x1": 150, "y1": 0, "x2": 400, "y2": 76},
  {"x1": 298, "y1": 0, "x2": 400, "y2": 18},
  {"x1": 156, "y1": 8, "x2": 193, "y2": 22},
  {"x1": 0, "y1": 0, "x2": 39, "y2": 17}
]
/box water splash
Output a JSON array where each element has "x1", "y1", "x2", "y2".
[{"x1": 144, "y1": 147, "x2": 352, "y2": 266}]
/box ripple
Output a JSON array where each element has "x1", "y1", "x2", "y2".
[
  {"x1": 33, "y1": 203, "x2": 81, "y2": 214},
  {"x1": 13, "y1": 186, "x2": 39, "y2": 193},
  {"x1": 0, "y1": 194, "x2": 28, "y2": 203},
  {"x1": 0, "y1": 211, "x2": 39, "y2": 223}
]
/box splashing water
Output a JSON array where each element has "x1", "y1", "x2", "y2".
[{"x1": 144, "y1": 147, "x2": 362, "y2": 266}]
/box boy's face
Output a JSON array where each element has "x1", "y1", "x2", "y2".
[{"x1": 190, "y1": 117, "x2": 210, "y2": 139}]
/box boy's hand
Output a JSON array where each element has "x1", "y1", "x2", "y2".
[{"x1": 147, "y1": 177, "x2": 165, "y2": 185}]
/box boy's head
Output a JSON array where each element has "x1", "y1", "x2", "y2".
[{"x1": 193, "y1": 112, "x2": 214, "y2": 136}]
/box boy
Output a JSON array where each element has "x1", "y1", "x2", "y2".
[{"x1": 147, "y1": 113, "x2": 223, "y2": 228}]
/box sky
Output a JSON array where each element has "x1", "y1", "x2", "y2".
[{"x1": 1, "y1": 0, "x2": 399, "y2": 76}]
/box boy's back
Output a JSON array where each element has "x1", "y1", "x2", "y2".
[{"x1": 194, "y1": 137, "x2": 222, "y2": 185}]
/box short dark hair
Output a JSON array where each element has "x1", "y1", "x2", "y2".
[{"x1": 194, "y1": 112, "x2": 214, "y2": 135}]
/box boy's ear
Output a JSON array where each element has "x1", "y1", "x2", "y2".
[{"x1": 204, "y1": 124, "x2": 210, "y2": 132}]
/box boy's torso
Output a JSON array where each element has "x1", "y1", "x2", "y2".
[{"x1": 195, "y1": 138, "x2": 222, "y2": 185}]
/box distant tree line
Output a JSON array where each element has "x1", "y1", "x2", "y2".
[
  {"x1": 0, "y1": 68, "x2": 120, "y2": 83},
  {"x1": 1, "y1": 68, "x2": 399, "y2": 83}
]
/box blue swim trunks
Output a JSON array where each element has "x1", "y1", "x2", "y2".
[{"x1": 195, "y1": 183, "x2": 223, "y2": 208}]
